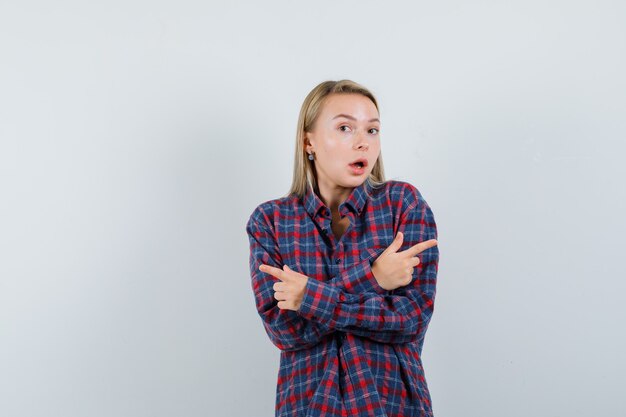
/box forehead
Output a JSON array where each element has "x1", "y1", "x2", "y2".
[{"x1": 319, "y1": 93, "x2": 378, "y2": 120}]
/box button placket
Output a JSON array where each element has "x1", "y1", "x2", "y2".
[{"x1": 335, "y1": 241, "x2": 343, "y2": 265}]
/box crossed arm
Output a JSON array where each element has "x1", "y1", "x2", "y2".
[{"x1": 246, "y1": 191, "x2": 439, "y2": 352}]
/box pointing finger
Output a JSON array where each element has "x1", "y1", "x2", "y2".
[
  {"x1": 259, "y1": 264, "x2": 288, "y2": 281},
  {"x1": 403, "y1": 239, "x2": 438, "y2": 257}
]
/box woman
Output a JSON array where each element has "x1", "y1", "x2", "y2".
[{"x1": 246, "y1": 79, "x2": 439, "y2": 417}]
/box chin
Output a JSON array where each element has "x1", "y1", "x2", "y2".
[{"x1": 346, "y1": 177, "x2": 366, "y2": 187}]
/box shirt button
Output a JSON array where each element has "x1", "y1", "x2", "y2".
[{"x1": 335, "y1": 258, "x2": 342, "y2": 264}]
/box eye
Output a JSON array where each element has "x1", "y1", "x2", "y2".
[
  {"x1": 369, "y1": 128, "x2": 380, "y2": 134},
  {"x1": 339, "y1": 125, "x2": 351, "y2": 132}
]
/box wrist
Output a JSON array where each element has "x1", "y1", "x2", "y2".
[
  {"x1": 371, "y1": 262, "x2": 385, "y2": 289},
  {"x1": 371, "y1": 261, "x2": 378, "y2": 278}
]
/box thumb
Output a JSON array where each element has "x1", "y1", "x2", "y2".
[{"x1": 281, "y1": 264, "x2": 292, "y2": 280}]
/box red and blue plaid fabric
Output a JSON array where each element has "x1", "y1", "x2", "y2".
[{"x1": 246, "y1": 179, "x2": 439, "y2": 417}]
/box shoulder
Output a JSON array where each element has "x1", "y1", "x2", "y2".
[
  {"x1": 380, "y1": 181, "x2": 437, "y2": 241},
  {"x1": 372, "y1": 179, "x2": 431, "y2": 212},
  {"x1": 246, "y1": 194, "x2": 298, "y2": 232}
]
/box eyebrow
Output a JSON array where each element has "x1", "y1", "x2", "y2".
[{"x1": 332, "y1": 114, "x2": 380, "y2": 123}]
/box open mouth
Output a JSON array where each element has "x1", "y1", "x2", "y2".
[{"x1": 349, "y1": 158, "x2": 368, "y2": 169}]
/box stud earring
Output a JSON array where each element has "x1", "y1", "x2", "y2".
[{"x1": 308, "y1": 153, "x2": 314, "y2": 161}]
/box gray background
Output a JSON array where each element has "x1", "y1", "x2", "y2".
[{"x1": 1, "y1": 1, "x2": 624, "y2": 416}]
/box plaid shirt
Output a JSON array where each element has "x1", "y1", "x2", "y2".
[{"x1": 246, "y1": 179, "x2": 439, "y2": 417}]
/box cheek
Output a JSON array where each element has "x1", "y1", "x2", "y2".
[
  {"x1": 322, "y1": 136, "x2": 341, "y2": 151},
  {"x1": 325, "y1": 150, "x2": 349, "y2": 172},
  {"x1": 322, "y1": 140, "x2": 346, "y2": 157},
  {"x1": 372, "y1": 141, "x2": 382, "y2": 156}
]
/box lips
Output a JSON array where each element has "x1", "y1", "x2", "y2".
[{"x1": 348, "y1": 158, "x2": 368, "y2": 168}]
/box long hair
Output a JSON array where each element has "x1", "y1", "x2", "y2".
[{"x1": 285, "y1": 79, "x2": 386, "y2": 199}]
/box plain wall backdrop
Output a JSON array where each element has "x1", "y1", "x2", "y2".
[{"x1": 1, "y1": 1, "x2": 625, "y2": 416}]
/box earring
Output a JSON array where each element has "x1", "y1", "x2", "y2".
[{"x1": 308, "y1": 153, "x2": 314, "y2": 161}]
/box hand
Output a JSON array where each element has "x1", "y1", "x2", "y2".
[
  {"x1": 259, "y1": 264, "x2": 309, "y2": 311},
  {"x1": 371, "y1": 232, "x2": 438, "y2": 291}
]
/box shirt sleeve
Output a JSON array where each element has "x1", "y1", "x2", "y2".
[
  {"x1": 247, "y1": 209, "x2": 336, "y2": 352},
  {"x1": 296, "y1": 189, "x2": 439, "y2": 345},
  {"x1": 325, "y1": 249, "x2": 389, "y2": 295}
]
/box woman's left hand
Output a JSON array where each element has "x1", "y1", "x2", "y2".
[{"x1": 259, "y1": 264, "x2": 309, "y2": 311}]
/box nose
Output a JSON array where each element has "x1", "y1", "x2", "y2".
[{"x1": 353, "y1": 133, "x2": 369, "y2": 151}]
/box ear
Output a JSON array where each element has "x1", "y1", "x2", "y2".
[{"x1": 304, "y1": 133, "x2": 314, "y2": 153}]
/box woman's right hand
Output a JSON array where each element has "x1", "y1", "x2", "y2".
[{"x1": 371, "y1": 232, "x2": 438, "y2": 291}]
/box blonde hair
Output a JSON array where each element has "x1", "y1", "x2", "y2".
[{"x1": 286, "y1": 79, "x2": 386, "y2": 199}]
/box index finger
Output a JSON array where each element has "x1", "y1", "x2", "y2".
[
  {"x1": 259, "y1": 264, "x2": 288, "y2": 281},
  {"x1": 402, "y1": 239, "x2": 438, "y2": 257}
]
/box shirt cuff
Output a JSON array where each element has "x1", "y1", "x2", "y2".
[
  {"x1": 297, "y1": 278, "x2": 342, "y2": 325},
  {"x1": 337, "y1": 256, "x2": 387, "y2": 295}
]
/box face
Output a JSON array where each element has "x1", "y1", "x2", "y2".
[{"x1": 305, "y1": 93, "x2": 381, "y2": 189}]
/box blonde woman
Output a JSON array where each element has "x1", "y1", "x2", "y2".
[{"x1": 246, "y1": 79, "x2": 439, "y2": 417}]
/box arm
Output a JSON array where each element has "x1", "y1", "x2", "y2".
[
  {"x1": 247, "y1": 211, "x2": 333, "y2": 352},
  {"x1": 326, "y1": 247, "x2": 389, "y2": 294},
  {"x1": 246, "y1": 208, "x2": 387, "y2": 352},
  {"x1": 296, "y1": 188, "x2": 439, "y2": 345}
]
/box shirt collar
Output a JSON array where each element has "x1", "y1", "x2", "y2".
[{"x1": 303, "y1": 180, "x2": 370, "y2": 220}]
